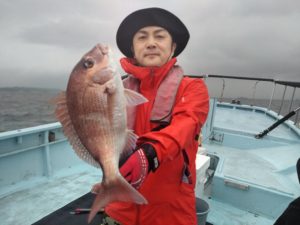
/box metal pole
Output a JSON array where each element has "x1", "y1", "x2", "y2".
[
  {"x1": 220, "y1": 78, "x2": 225, "y2": 102},
  {"x1": 288, "y1": 87, "x2": 296, "y2": 113},
  {"x1": 268, "y1": 82, "x2": 276, "y2": 111},
  {"x1": 256, "y1": 106, "x2": 300, "y2": 139},
  {"x1": 44, "y1": 130, "x2": 52, "y2": 177},
  {"x1": 295, "y1": 105, "x2": 300, "y2": 126},
  {"x1": 294, "y1": 88, "x2": 300, "y2": 126},
  {"x1": 251, "y1": 81, "x2": 259, "y2": 106},
  {"x1": 278, "y1": 85, "x2": 287, "y2": 115}
]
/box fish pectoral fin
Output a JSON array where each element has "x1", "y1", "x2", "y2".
[
  {"x1": 120, "y1": 130, "x2": 138, "y2": 163},
  {"x1": 54, "y1": 92, "x2": 100, "y2": 168},
  {"x1": 88, "y1": 176, "x2": 148, "y2": 223},
  {"x1": 124, "y1": 89, "x2": 148, "y2": 106}
]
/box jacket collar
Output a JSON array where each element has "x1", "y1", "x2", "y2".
[{"x1": 120, "y1": 57, "x2": 177, "y2": 82}]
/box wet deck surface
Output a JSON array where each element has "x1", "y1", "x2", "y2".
[
  {"x1": 0, "y1": 166, "x2": 275, "y2": 225},
  {"x1": 206, "y1": 197, "x2": 274, "y2": 225},
  {"x1": 211, "y1": 105, "x2": 300, "y2": 197},
  {"x1": 1, "y1": 155, "x2": 282, "y2": 225},
  {"x1": 0, "y1": 167, "x2": 100, "y2": 225},
  {"x1": 206, "y1": 143, "x2": 300, "y2": 197},
  {"x1": 200, "y1": 104, "x2": 300, "y2": 224}
]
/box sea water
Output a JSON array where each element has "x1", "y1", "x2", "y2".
[
  {"x1": 0, "y1": 87, "x2": 299, "y2": 132},
  {"x1": 0, "y1": 87, "x2": 60, "y2": 132}
]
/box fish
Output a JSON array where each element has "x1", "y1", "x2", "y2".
[{"x1": 53, "y1": 44, "x2": 148, "y2": 223}]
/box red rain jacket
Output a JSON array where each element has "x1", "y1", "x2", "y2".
[{"x1": 106, "y1": 57, "x2": 210, "y2": 225}]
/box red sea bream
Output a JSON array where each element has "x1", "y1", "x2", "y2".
[{"x1": 54, "y1": 44, "x2": 148, "y2": 223}]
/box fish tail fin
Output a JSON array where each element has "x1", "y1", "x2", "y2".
[{"x1": 88, "y1": 175, "x2": 147, "y2": 223}]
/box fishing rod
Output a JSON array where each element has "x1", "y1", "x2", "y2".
[{"x1": 255, "y1": 106, "x2": 300, "y2": 139}]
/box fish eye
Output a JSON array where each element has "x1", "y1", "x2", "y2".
[{"x1": 83, "y1": 58, "x2": 95, "y2": 69}]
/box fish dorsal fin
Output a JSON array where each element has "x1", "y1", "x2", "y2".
[
  {"x1": 119, "y1": 129, "x2": 138, "y2": 164},
  {"x1": 124, "y1": 89, "x2": 148, "y2": 107},
  {"x1": 54, "y1": 92, "x2": 100, "y2": 168},
  {"x1": 50, "y1": 91, "x2": 67, "y2": 105}
]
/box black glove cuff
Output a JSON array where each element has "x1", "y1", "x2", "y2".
[{"x1": 141, "y1": 143, "x2": 159, "y2": 172}]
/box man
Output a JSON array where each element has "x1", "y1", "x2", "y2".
[
  {"x1": 273, "y1": 158, "x2": 300, "y2": 225},
  {"x1": 102, "y1": 7, "x2": 209, "y2": 225}
]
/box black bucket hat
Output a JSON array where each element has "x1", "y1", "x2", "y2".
[{"x1": 116, "y1": 7, "x2": 190, "y2": 58}]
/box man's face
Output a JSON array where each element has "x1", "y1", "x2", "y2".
[{"x1": 132, "y1": 26, "x2": 176, "y2": 67}]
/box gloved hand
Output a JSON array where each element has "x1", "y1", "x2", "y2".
[
  {"x1": 120, "y1": 144, "x2": 159, "y2": 189},
  {"x1": 120, "y1": 148, "x2": 148, "y2": 189}
]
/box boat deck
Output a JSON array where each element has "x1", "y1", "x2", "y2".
[
  {"x1": 0, "y1": 163, "x2": 275, "y2": 225},
  {"x1": 0, "y1": 166, "x2": 100, "y2": 225},
  {"x1": 205, "y1": 197, "x2": 274, "y2": 225},
  {"x1": 200, "y1": 102, "x2": 300, "y2": 224},
  {"x1": 1, "y1": 101, "x2": 299, "y2": 225},
  {"x1": 207, "y1": 142, "x2": 300, "y2": 197},
  {"x1": 212, "y1": 103, "x2": 300, "y2": 197}
]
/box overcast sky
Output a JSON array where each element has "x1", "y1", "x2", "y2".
[{"x1": 0, "y1": 0, "x2": 299, "y2": 98}]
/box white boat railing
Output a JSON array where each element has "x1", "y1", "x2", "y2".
[
  {"x1": 0, "y1": 123, "x2": 89, "y2": 197},
  {"x1": 188, "y1": 74, "x2": 300, "y2": 126}
]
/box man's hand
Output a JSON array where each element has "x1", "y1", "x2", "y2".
[
  {"x1": 120, "y1": 143, "x2": 159, "y2": 189},
  {"x1": 120, "y1": 148, "x2": 149, "y2": 189}
]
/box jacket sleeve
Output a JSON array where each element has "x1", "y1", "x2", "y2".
[{"x1": 137, "y1": 78, "x2": 210, "y2": 163}]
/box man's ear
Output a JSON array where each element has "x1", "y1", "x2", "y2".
[
  {"x1": 131, "y1": 46, "x2": 135, "y2": 58},
  {"x1": 171, "y1": 43, "x2": 177, "y2": 57}
]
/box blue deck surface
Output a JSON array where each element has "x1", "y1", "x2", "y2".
[
  {"x1": 201, "y1": 102, "x2": 300, "y2": 224},
  {"x1": 0, "y1": 166, "x2": 100, "y2": 225}
]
